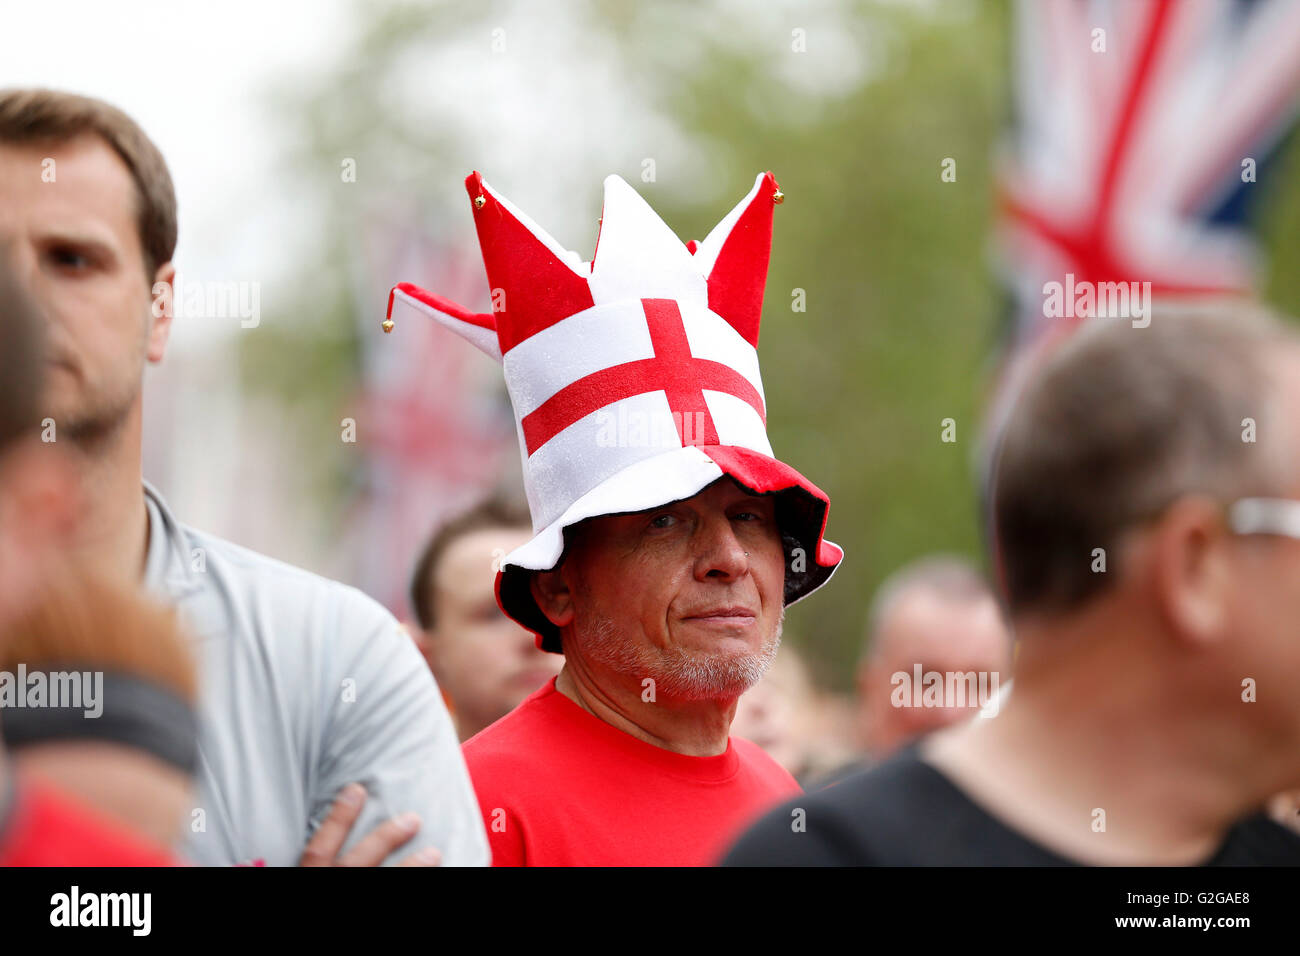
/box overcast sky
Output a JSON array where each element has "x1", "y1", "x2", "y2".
[{"x1": 1, "y1": 0, "x2": 353, "y2": 348}]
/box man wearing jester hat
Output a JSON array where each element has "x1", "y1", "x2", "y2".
[{"x1": 386, "y1": 169, "x2": 842, "y2": 866}]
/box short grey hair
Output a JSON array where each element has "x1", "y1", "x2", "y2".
[
  {"x1": 862, "y1": 555, "x2": 993, "y2": 664},
  {"x1": 991, "y1": 305, "x2": 1298, "y2": 616}
]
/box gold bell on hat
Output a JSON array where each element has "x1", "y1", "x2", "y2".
[{"x1": 382, "y1": 318, "x2": 395, "y2": 334}]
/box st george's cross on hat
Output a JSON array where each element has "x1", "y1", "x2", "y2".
[{"x1": 384, "y1": 170, "x2": 843, "y2": 652}]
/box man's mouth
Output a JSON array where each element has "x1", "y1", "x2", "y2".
[{"x1": 682, "y1": 606, "x2": 758, "y2": 628}]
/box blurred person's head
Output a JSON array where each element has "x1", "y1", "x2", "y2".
[
  {"x1": 730, "y1": 642, "x2": 818, "y2": 779},
  {"x1": 0, "y1": 254, "x2": 80, "y2": 628},
  {"x1": 991, "y1": 306, "x2": 1300, "y2": 793},
  {"x1": 0, "y1": 252, "x2": 44, "y2": 449},
  {"x1": 856, "y1": 556, "x2": 1012, "y2": 759},
  {"x1": 0, "y1": 89, "x2": 176, "y2": 449},
  {"x1": 0, "y1": 573, "x2": 198, "y2": 848},
  {"x1": 409, "y1": 496, "x2": 562, "y2": 740},
  {"x1": 530, "y1": 476, "x2": 787, "y2": 705}
]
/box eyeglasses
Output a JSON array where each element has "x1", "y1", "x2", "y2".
[{"x1": 1227, "y1": 498, "x2": 1300, "y2": 541}]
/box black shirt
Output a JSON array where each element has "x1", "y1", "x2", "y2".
[{"x1": 721, "y1": 746, "x2": 1300, "y2": 866}]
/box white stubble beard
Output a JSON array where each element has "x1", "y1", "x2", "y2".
[{"x1": 573, "y1": 607, "x2": 784, "y2": 703}]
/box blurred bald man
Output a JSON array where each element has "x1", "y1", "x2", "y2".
[
  {"x1": 855, "y1": 557, "x2": 1012, "y2": 761},
  {"x1": 728, "y1": 308, "x2": 1300, "y2": 866}
]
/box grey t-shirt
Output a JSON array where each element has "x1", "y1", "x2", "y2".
[{"x1": 142, "y1": 482, "x2": 489, "y2": 866}]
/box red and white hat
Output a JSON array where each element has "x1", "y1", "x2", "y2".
[{"x1": 386, "y1": 170, "x2": 843, "y2": 652}]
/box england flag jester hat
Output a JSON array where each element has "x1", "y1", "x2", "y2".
[{"x1": 385, "y1": 170, "x2": 843, "y2": 652}]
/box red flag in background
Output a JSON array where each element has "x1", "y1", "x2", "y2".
[{"x1": 339, "y1": 218, "x2": 516, "y2": 619}]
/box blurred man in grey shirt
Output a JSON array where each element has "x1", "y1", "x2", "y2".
[{"x1": 0, "y1": 88, "x2": 488, "y2": 866}]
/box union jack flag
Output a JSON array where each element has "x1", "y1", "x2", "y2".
[{"x1": 997, "y1": 0, "x2": 1300, "y2": 349}]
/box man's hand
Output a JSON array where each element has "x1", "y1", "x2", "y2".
[{"x1": 299, "y1": 783, "x2": 443, "y2": 866}]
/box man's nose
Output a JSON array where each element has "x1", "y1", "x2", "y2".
[{"x1": 694, "y1": 514, "x2": 750, "y2": 581}]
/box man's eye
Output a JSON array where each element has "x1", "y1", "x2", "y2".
[
  {"x1": 649, "y1": 514, "x2": 677, "y2": 529},
  {"x1": 50, "y1": 248, "x2": 91, "y2": 269},
  {"x1": 733, "y1": 511, "x2": 762, "y2": 522}
]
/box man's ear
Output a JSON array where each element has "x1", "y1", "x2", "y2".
[
  {"x1": 1149, "y1": 496, "x2": 1233, "y2": 647},
  {"x1": 147, "y1": 261, "x2": 176, "y2": 364},
  {"x1": 530, "y1": 567, "x2": 576, "y2": 628}
]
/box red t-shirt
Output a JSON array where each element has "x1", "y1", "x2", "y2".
[
  {"x1": 462, "y1": 678, "x2": 801, "y2": 866},
  {"x1": 0, "y1": 776, "x2": 179, "y2": 867}
]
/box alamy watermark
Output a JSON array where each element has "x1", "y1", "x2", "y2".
[
  {"x1": 1042, "y1": 272, "x2": 1151, "y2": 328},
  {"x1": 50, "y1": 886, "x2": 150, "y2": 936},
  {"x1": 890, "y1": 665, "x2": 1001, "y2": 717},
  {"x1": 0, "y1": 665, "x2": 103, "y2": 718},
  {"x1": 152, "y1": 272, "x2": 261, "y2": 328},
  {"x1": 595, "y1": 407, "x2": 709, "y2": 448}
]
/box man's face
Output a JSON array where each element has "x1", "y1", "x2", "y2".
[
  {"x1": 730, "y1": 651, "x2": 815, "y2": 777},
  {"x1": 540, "y1": 476, "x2": 787, "y2": 702},
  {"x1": 422, "y1": 525, "x2": 562, "y2": 738},
  {"x1": 858, "y1": 590, "x2": 1011, "y2": 757},
  {"x1": 0, "y1": 136, "x2": 170, "y2": 439}
]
